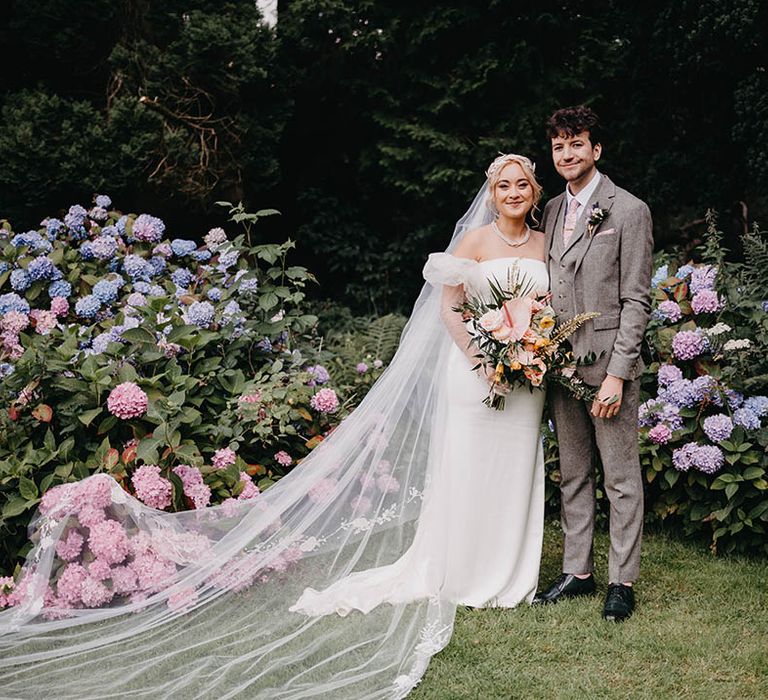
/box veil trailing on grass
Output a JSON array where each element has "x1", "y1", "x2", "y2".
[{"x1": 0, "y1": 181, "x2": 495, "y2": 699}]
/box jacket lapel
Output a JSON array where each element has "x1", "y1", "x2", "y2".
[
  {"x1": 547, "y1": 194, "x2": 566, "y2": 261},
  {"x1": 573, "y1": 175, "x2": 617, "y2": 274}
]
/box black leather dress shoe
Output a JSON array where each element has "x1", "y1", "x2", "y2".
[
  {"x1": 532, "y1": 573, "x2": 597, "y2": 604},
  {"x1": 602, "y1": 583, "x2": 635, "y2": 621}
]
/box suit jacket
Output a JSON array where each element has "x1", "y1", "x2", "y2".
[{"x1": 542, "y1": 174, "x2": 654, "y2": 385}]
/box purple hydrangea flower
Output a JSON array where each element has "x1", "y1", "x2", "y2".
[
  {"x1": 691, "y1": 290, "x2": 723, "y2": 314},
  {"x1": 702, "y1": 414, "x2": 733, "y2": 443},
  {"x1": 206, "y1": 287, "x2": 222, "y2": 302},
  {"x1": 89, "y1": 206, "x2": 108, "y2": 222},
  {"x1": 658, "y1": 379, "x2": 697, "y2": 408},
  {"x1": 672, "y1": 442, "x2": 699, "y2": 472},
  {"x1": 95, "y1": 194, "x2": 112, "y2": 209},
  {"x1": 648, "y1": 423, "x2": 673, "y2": 444},
  {"x1": 91, "y1": 236, "x2": 119, "y2": 261},
  {"x1": 148, "y1": 256, "x2": 167, "y2": 276},
  {"x1": 693, "y1": 445, "x2": 724, "y2": 474},
  {"x1": 672, "y1": 330, "x2": 708, "y2": 360},
  {"x1": 691, "y1": 375, "x2": 723, "y2": 406},
  {"x1": 306, "y1": 364, "x2": 330, "y2": 386},
  {"x1": 217, "y1": 250, "x2": 239, "y2": 270},
  {"x1": 689, "y1": 265, "x2": 717, "y2": 294},
  {"x1": 724, "y1": 388, "x2": 744, "y2": 410},
  {"x1": 131, "y1": 214, "x2": 165, "y2": 243},
  {"x1": 657, "y1": 300, "x2": 682, "y2": 323},
  {"x1": 356, "y1": 362, "x2": 368, "y2": 374},
  {"x1": 657, "y1": 364, "x2": 683, "y2": 387}
]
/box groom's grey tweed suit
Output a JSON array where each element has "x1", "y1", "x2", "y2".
[{"x1": 542, "y1": 174, "x2": 653, "y2": 583}]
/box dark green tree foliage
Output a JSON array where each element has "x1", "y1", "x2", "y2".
[
  {"x1": 0, "y1": 1, "x2": 282, "y2": 227},
  {"x1": 275, "y1": 0, "x2": 768, "y2": 311},
  {"x1": 0, "y1": 1, "x2": 766, "y2": 310}
]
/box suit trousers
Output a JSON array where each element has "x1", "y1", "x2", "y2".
[{"x1": 549, "y1": 379, "x2": 644, "y2": 583}]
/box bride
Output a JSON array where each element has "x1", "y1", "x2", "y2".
[{"x1": 0, "y1": 154, "x2": 548, "y2": 699}]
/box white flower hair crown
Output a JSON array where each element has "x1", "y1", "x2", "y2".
[{"x1": 485, "y1": 153, "x2": 536, "y2": 182}]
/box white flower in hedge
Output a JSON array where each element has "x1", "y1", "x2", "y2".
[
  {"x1": 705, "y1": 323, "x2": 732, "y2": 336},
  {"x1": 723, "y1": 338, "x2": 751, "y2": 351}
]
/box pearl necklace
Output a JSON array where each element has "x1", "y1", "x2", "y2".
[{"x1": 491, "y1": 220, "x2": 531, "y2": 248}]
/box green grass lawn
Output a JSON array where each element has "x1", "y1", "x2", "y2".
[{"x1": 411, "y1": 521, "x2": 768, "y2": 700}]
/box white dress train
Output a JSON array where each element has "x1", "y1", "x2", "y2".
[{"x1": 292, "y1": 256, "x2": 549, "y2": 617}]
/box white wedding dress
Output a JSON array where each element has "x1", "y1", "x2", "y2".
[{"x1": 292, "y1": 255, "x2": 548, "y2": 616}]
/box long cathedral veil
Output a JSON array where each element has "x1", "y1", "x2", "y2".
[{"x1": 0, "y1": 180, "x2": 496, "y2": 699}]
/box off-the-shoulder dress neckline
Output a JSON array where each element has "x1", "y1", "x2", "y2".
[{"x1": 444, "y1": 253, "x2": 547, "y2": 267}]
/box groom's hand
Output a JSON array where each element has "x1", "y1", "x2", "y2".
[{"x1": 591, "y1": 374, "x2": 624, "y2": 419}]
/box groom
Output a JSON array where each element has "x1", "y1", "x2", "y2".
[{"x1": 534, "y1": 105, "x2": 653, "y2": 621}]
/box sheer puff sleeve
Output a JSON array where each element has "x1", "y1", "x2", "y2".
[
  {"x1": 422, "y1": 253, "x2": 483, "y2": 370},
  {"x1": 422, "y1": 253, "x2": 478, "y2": 287}
]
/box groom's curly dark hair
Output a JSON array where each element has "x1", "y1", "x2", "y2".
[{"x1": 546, "y1": 105, "x2": 603, "y2": 146}]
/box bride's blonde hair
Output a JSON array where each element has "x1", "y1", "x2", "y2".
[{"x1": 485, "y1": 153, "x2": 543, "y2": 224}]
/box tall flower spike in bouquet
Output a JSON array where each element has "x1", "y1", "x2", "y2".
[{"x1": 457, "y1": 264, "x2": 600, "y2": 409}]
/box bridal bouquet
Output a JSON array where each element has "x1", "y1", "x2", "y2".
[{"x1": 457, "y1": 268, "x2": 600, "y2": 410}]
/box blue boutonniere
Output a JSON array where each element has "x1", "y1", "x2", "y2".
[{"x1": 586, "y1": 203, "x2": 609, "y2": 237}]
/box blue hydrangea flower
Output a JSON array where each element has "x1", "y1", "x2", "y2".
[
  {"x1": 221, "y1": 300, "x2": 242, "y2": 325},
  {"x1": 0, "y1": 292, "x2": 30, "y2": 314},
  {"x1": 651, "y1": 264, "x2": 669, "y2": 288},
  {"x1": 27, "y1": 256, "x2": 55, "y2": 281},
  {"x1": 115, "y1": 215, "x2": 129, "y2": 235},
  {"x1": 92, "y1": 280, "x2": 120, "y2": 305},
  {"x1": 79, "y1": 241, "x2": 95, "y2": 260},
  {"x1": 89, "y1": 206, "x2": 108, "y2": 222},
  {"x1": 171, "y1": 268, "x2": 194, "y2": 288},
  {"x1": 676, "y1": 264, "x2": 694, "y2": 279},
  {"x1": 133, "y1": 281, "x2": 151, "y2": 294},
  {"x1": 206, "y1": 287, "x2": 222, "y2": 301},
  {"x1": 724, "y1": 388, "x2": 744, "y2": 410},
  {"x1": 48, "y1": 280, "x2": 72, "y2": 299},
  {"x1": 11, "y1": 230, "x2": 51, "y2": 253},
  {"x1": 0, "y1": 362, "x2": 14, "y2": 378},
  {"x1": 45, "y1": 218, "x2": 64, "y2": 239},
  {"x1": 10, "y1": 269, "x2": 31, "y2": 291},
  {"x1": 124, "y1": 254, "x2": 153, "y2": 281},
  {"x1": 90, "y1": 332, "x2": 113, "y2": 354},
  {"x1": 257, "y1": 337, "x2": 273, "y2": 353},
  {"x1": 191, "y1": 249, "x2": 212, "y2": 262},
  {"x1": 218, "y1": 250, "x2": 239, "y2": 270},
  {"x1": 170, "y1": 239, "x2": 197, "y2": 257},
  {"x1": 95, "y1": 194, "x2": 112, "y2": 209},
  {"x1": 99, "y1": 225, "x2": 118, "y2": 237},
  {"x1": 64, "y1": 205, "x2": 88, "y2": 230},
  {"x1": 148, "y1": 256, "x2": 167, "y2": 276},
  {"x1": 743, "y1": 396, "x2": 768, "y2": 418},
  {"x1": 238, "y1": 278, "x2": 259, "y2": 294},
  {"x1": 0, "y1": 262, "x2": 9, "y2": 275},
  {"x1": 75, "y1": 295, "x2": 101, "y2": 318},
  {"x1": 148, "y1": 284, "x2": 165, "y2": 297},
  {"x1": 186, "y1": 301, "x2": 215, "y2": 328}
]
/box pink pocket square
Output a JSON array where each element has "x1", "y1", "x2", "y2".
[{"x1": 594, "y1": 227, "x2": 616, "y2": 237}]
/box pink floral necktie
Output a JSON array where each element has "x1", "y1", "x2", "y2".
[{"x1": 562, "y1": 197, "x2": 580, "y2": 247}]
